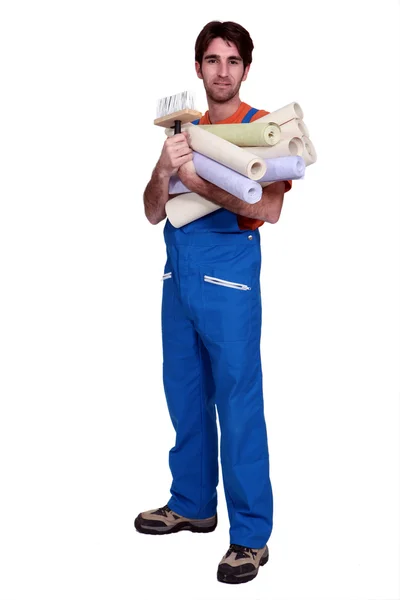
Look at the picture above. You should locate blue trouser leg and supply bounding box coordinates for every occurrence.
[161,250,218,519]
[203,335,273,548]
[193,239,273,548]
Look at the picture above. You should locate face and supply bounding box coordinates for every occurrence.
[195,37,250,104]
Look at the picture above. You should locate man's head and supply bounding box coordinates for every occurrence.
[194,21,254,104]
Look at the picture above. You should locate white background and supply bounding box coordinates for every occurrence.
[0,1,399,599]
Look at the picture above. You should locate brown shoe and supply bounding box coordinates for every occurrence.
[134,504,217,535]
[217,543,269,584]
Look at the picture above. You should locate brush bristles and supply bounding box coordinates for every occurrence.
[156,90,195,118]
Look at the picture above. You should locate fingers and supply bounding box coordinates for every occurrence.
[171,132,188,143]
[164,139,190,152]
[169,141,191,152]
[165,147,192,163]
[175,153,193,167]
[165,132,188,144]
[163,138,192,160]
[159,131,192,176]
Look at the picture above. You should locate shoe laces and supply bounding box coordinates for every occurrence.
[227,544,257,560]
[152,505,172,517]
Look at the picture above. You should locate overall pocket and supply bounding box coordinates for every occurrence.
[161,269,175,334]
[202,270,254,343]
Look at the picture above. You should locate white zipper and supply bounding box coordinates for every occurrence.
[204,275,251,291]
[162,272,172,281]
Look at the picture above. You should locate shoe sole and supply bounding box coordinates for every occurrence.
[217,551,269,584]
[134,514,217,535]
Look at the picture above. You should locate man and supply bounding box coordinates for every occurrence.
[135,20,292,585]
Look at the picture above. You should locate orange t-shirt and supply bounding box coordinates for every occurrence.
[197,102,292,231]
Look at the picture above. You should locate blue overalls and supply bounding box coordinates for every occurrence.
[161,107,273,549]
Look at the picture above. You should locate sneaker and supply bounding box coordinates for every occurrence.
[217,543,269,584]
[134,504,217,535]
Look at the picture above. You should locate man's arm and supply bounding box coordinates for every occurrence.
[143,166,170,225]
[178,163,286,224]
[143,132,193,225]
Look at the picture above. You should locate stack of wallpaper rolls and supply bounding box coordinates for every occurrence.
[163,101,317,228]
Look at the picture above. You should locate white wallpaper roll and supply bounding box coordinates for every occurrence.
[165,124,267,180]
[165,193,220,228]
[255,102,304,126]
[280,118,309,138]
[301,136,317,166]
[249,137,304,159]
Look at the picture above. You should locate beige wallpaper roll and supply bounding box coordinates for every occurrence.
[280,118,309,139]
[165,193,220,228]
[301,136,317,166]
[196,122,281,147]
[165,124,267,180]
[249,137,304,159]
[256,102,304,126]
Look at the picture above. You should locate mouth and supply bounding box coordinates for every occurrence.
[214,83,231,87]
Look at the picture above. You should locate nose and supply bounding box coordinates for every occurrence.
[217,60,229,78]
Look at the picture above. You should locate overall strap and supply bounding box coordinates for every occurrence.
[241,107,259,123]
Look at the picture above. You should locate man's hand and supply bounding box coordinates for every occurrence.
[157,132,193,178]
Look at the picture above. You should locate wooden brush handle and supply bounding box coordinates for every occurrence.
[154,109,202,129]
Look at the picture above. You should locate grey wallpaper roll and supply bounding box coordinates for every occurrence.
[257,156,306,182]
[169,177,190,195]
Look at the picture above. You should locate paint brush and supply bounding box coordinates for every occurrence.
[154,90,202,134]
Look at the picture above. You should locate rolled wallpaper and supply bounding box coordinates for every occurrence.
[280,118,309,138]
[165,123,267,180]
[255,102,304,126]
[257,156,306,183]
[301,136,317,166]
[169,177,190,195]
[166,193,220,228]
[162,101,315,227]
[251,135,316,167]
[249,137,304,159]
[168,152,263,204]
[170,153,305,194]
[196,121,281,146]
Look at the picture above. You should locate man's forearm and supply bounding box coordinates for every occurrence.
[143,164,170,225]
[182,176,285,223]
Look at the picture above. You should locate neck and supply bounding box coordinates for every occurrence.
[206,94,242,124]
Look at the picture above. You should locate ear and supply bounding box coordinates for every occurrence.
[195,61,203,80]
[241,64,250,82]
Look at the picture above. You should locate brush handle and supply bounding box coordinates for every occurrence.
[174,120,181,135]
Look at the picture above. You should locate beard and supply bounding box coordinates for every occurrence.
[203,78,242,104]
